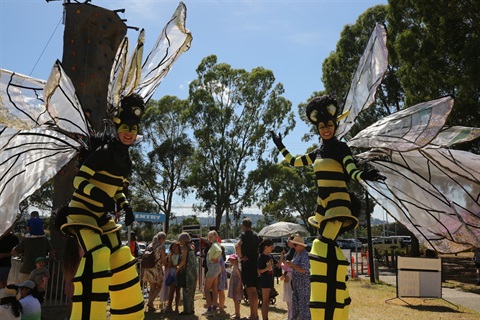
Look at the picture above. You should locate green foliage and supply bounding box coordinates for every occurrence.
[387,0,480,150]
[130,96,194,233]
[20,179,54,214]
[186,55,295,229]
[181,216,201,226]
[251,159,317,235]
[320,5,394,140]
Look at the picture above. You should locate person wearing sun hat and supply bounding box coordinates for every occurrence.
[0,287,22,319]
[272,95,386,320]
[8,280,40,320]
[283,235,310,320]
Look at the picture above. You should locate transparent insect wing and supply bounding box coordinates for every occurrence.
[0,68,49,129]
[135,2,192,102]
[0,126,80,236]
[348,96,454,152]
[336,23,388,140]
[44,60,91,136]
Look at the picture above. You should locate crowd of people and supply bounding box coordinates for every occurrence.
[137,217,312,320]
[0,212,52,320]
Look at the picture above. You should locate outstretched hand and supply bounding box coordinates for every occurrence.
[270,131,284,150]
[361,168,386,182]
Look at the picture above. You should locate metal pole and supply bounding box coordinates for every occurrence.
[366,190,376,283]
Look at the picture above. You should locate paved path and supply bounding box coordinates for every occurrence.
[359,268,480,313]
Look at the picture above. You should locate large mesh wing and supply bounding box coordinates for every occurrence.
[348,96,454,151]
[362,149,480,253]
[336,23,388,140]
[0,126,80,235]
[135,2,192,102]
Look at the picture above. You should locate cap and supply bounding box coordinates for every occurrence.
[11,280,36,290]
[228,254,239,261]
[35,256,46,263]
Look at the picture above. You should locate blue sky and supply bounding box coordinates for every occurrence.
[1,0,388,219]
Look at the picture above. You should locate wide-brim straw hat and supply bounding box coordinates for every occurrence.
[289,236,307,247]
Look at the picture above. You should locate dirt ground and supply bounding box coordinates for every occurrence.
[41,252,480,319]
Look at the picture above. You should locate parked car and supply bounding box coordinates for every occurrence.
[370,236,410,253]
[137,242,147,256]
[337,238,362,250]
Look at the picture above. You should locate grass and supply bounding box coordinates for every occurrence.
[138,277,480,320]
[42,252,480,319]
[43,278,480,320]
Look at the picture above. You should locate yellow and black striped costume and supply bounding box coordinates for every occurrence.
[277,137,362,320]
[62,141,144,320]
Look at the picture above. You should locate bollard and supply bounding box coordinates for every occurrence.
[351,255,355,278]
[366,251,370,276]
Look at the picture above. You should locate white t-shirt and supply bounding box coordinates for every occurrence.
[19,295,41,320]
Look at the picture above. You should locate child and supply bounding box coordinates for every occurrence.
[281,261,293,320]
[165,241,181,313]
[227,254,242,320]
[27,211,45,237]
[28,256,49,303]
[257,239,284,320]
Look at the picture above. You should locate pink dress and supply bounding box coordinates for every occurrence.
[227,267,243,302]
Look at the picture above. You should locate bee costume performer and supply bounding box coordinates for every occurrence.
[272,96,385,320]
[61,94,146,320]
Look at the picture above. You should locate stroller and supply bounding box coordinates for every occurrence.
[243,285,278,306]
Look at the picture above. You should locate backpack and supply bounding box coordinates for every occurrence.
[141,247,159,269]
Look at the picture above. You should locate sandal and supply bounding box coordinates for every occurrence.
[146,304,156,312]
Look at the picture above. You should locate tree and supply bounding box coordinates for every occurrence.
[130,96,193,233]
[321,5,396,140]
[387,0,480,151]
[251,157,318,235]
[186,55,295,234]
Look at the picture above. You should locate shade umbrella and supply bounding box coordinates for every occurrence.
[258,222,308,238]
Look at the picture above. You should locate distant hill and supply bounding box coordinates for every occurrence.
[176,214,385,227]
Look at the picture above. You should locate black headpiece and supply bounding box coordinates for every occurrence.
[305,95,339,125]
[112,93,145,127]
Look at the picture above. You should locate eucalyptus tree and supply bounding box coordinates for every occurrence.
[130,96,194,233]
[186,55,295,231]
[252,158,318,235]
[387,0,480,151]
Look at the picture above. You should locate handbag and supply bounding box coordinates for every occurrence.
[166,269,176,286]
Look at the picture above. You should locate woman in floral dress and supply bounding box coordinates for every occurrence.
[284,236,311,320]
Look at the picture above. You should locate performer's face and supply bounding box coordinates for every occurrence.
[318,120,335,140]
[117,124,138,145]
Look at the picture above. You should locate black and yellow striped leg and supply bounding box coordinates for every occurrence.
[71,229,111,320]
[106,232,144,320]
[309,220,351,320]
